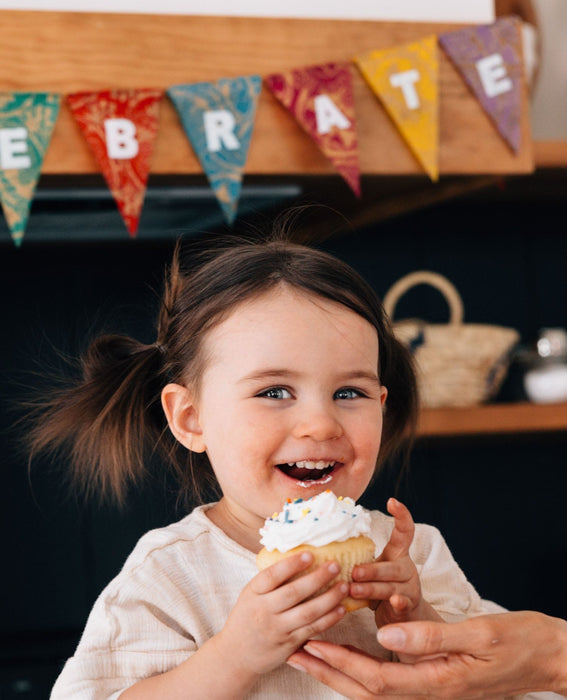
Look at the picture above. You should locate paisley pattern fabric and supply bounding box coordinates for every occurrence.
[167,75,262,225]
[67,88,163,236]
[440,17,523,153]
[0,92,60,247]
[265,62,360,196]
[356,36,439,181]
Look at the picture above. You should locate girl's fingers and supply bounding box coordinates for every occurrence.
[350,580,397,601]
[379,498,415,561]
[285,582,349,636]
[253,554,347,611]
[251,551,315,595]
[352,560,410,582]
[389,593,412,613]
[272,560,345,611]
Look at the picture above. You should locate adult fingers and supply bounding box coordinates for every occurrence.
[288,647,377,700]
[296,640,458,697]
[379,499,415,561]
[377,617,494,656]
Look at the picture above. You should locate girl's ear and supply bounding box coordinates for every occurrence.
[161,383,206,453]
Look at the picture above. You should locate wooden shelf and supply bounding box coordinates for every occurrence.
[417,401,567,437]
[0,10,533,177]
[534,141,567,169]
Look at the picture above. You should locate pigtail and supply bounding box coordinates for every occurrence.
[28,334,169,505]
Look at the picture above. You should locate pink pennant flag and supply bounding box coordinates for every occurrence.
[265,62,360,196]
[439,17,524,153]
[67,88,163,236]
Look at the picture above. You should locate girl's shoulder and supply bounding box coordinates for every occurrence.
[119,503,219,572]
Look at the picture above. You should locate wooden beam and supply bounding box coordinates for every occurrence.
[0,10,533,176]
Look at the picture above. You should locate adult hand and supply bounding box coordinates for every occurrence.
[288,611,567,698]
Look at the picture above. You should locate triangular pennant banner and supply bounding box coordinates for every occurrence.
[439,17,523,153]
[356,36,439,181]
[0,92,60,247]
[67,88,163,236]
[265,62,360,196]
[167,75,262,225]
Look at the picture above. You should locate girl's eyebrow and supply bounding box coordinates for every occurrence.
[339,371,381,384]
[238,369,300,383]
[239,369,380,384]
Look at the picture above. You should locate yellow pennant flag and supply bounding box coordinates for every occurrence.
[356,35,439,181]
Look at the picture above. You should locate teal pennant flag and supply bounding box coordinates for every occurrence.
[168,75,262,225]
[0,92,61,246]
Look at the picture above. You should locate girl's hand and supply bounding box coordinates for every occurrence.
[216,551,349,679]
[350,499,441,630]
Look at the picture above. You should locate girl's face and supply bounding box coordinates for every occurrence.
[171,285,387,549]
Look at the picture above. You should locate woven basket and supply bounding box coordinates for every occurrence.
[383,271,520,408]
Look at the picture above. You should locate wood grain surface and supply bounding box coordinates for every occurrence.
[0,11,534,175]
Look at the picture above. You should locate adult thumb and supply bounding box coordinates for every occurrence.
[377,620,465,655]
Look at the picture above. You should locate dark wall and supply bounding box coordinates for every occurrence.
[1,174,566,697]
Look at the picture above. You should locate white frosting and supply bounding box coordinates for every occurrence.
[259,491,371,552]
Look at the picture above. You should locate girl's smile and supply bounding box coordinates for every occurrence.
[163,283,387,552]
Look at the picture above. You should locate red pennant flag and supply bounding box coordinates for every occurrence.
[265,62,360,196]
[67,88,163,236]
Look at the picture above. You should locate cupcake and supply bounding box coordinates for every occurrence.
[256,491,375,612]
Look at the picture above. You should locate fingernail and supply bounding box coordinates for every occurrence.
[328,562,340,575]
[287,660,307,673]
[378,626,407,649]
[300,552,313,563]
[304,643,324,660]
[339,582,349,594]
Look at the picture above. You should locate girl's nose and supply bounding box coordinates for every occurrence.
[292,403,344,442]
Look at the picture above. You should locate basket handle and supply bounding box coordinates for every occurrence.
[383,271,464,325]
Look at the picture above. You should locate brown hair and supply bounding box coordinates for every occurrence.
[28,232,418,506]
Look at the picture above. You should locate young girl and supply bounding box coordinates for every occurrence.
[37,234,507,699]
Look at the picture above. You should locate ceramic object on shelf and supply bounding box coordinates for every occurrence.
[521,328,567,403]
[524,364,567,403]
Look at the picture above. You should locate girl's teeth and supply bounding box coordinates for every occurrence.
[292,460,334,470]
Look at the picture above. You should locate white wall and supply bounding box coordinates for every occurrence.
[0,0,494,22]
[530,0,567,140]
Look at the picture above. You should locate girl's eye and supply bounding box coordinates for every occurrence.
[334,387,364,400]
[258,387,293,400]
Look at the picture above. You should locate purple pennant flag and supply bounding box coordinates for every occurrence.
[439,17,523,153]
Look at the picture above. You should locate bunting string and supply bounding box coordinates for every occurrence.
[0,17,523,246]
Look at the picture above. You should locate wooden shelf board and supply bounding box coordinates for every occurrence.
[418,402,567,437]
[0,10,533,177]
[534,141,567,169]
